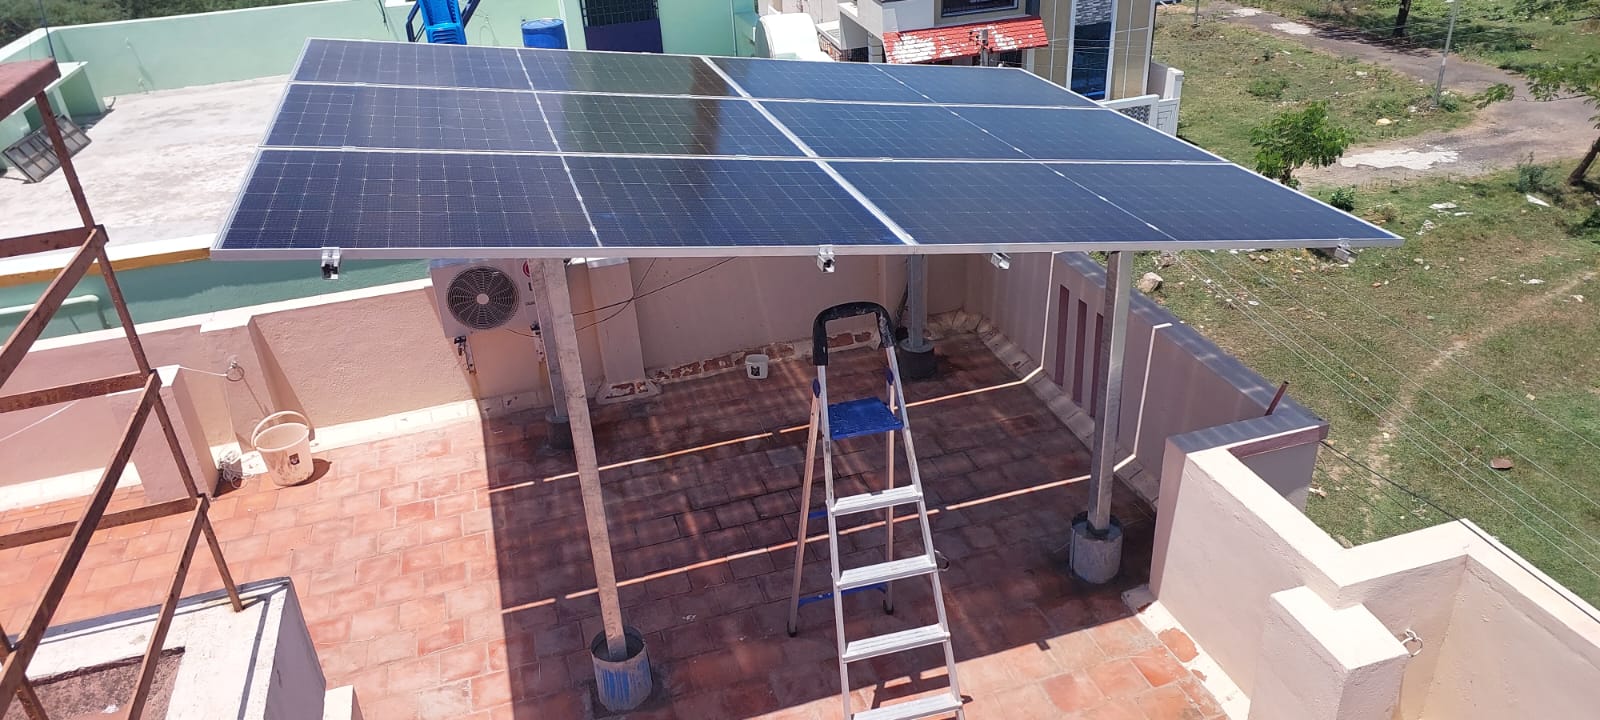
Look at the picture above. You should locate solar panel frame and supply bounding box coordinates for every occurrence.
[211,39,1403,261]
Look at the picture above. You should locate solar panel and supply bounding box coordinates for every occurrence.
[949,106,1217,162]
[1058,163,1389,244]
[215,39,1402,259]
[222,150,596,253]
[874,64,1098,107]
[267,84,555,152]
[568,157,898,248]
[293,40,530,90]
[833,161,1172,247]
[539,94,802,157]
[521,48,733,96]
[764,102,1026,159]
[709,57,930,103]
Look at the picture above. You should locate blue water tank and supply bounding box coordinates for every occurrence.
[521,18,568,49]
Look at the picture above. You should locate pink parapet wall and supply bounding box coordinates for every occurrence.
[0,254,969,494]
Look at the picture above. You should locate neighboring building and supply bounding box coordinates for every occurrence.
[770,0,1158,100]
[765,0,1181,133]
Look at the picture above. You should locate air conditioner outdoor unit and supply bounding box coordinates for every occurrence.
[428,259,539,339]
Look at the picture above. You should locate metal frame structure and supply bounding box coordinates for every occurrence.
[0,60,242,720]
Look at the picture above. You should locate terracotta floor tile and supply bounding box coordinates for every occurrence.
[1134,683,1206,720]
[1158,628,1199,663]
[0,334,1228,720]
[1087,659,1151,700]
[1043,671,1106,713]
[1130,647,1188,688]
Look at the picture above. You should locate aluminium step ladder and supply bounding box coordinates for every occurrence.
[785,302,964,720]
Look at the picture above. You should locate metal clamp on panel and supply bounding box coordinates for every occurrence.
[320,247,342,280]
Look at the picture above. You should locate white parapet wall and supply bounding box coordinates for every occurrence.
[1150,426,1600,719]
[25,578,334,720]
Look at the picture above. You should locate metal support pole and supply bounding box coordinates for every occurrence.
[1086,251,1131,532]
[1193,0,1201,28]
[1433,0,1460,106]
[537,259,628,660]
[530,266,571,423]
[899,255,936,378]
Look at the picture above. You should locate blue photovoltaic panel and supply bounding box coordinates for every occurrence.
[539,94,802,157]
[764,102,1024,159]
[950,106,1217,162]
[520,48,733,96]
[221,150,596,251]
[214,40,1402,259]
[293,39,530,90]
[566,157,898,248]
[709,57,930,103]
[876,64,1098,107]
[1060,163,1393,244]
[266,84,555,152]
[833,161,1171,246]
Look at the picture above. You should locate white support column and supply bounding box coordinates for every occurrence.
[584,258,658,403]
[1071,250,1131,584]
[537,259,628,659]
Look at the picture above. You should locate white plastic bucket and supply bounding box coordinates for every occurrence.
[745,353,770,380]
[252,411,313,487]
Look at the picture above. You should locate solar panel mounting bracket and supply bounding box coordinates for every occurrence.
[321,247,342,280]
[816,246,836,274]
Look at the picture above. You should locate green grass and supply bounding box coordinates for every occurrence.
[1155,17,1477,165]
[1144,169,1600,602]
[1236,0,1600,73]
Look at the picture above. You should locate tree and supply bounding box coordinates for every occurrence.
[1250,101,1355,188]
[1526,53,1600,187]
[1393,0,1414,38]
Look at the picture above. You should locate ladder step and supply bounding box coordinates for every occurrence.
[828,398,903,440]
[842,624,949,664]
[831,485,922,516]
[837,555,938,591]
[852,693,964,720]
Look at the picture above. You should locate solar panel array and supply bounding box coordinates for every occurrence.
[215,38,1401,259]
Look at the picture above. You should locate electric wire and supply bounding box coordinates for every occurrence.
[576,258,735,333]
[1182,251,1600,565]
[1319,439,1600,625]
[1208,250,1600,515]
[1175,254,1600,578]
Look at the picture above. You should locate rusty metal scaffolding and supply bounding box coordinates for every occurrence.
[0,60,242,720]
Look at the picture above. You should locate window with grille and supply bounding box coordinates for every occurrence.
[581,0,659,26]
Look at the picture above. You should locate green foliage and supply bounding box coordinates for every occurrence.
[1,0,318,47]
[1578,207,1600,238]
[1515,158,1560,194]
[1251,101,1356,187]
[1329,186,1358,211]
[1472,83,1516,108]
[1247,76,1291,100]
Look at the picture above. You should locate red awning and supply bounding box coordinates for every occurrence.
[882,17,1049,65]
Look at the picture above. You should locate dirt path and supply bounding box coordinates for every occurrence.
[1204,2,1597,185]
[1357,270,1596,474]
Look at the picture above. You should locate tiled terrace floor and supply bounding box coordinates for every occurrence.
[0,333,1221,719]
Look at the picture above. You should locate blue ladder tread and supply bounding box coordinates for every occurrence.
[828,398,903,440]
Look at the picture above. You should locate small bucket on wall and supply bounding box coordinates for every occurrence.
[252,411,313,487]
[590,627,652,712]
[745,353,770,380]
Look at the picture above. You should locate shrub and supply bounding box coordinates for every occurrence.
[1368,203,1400,225]
[1515,157,1560,195]
[1247,76,1290,100]
[1251,101,1355,188]
[1578,208,1600,239]
[1329,186,1358,211]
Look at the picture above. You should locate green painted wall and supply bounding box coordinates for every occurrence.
[45,0,567,98]
[658,0,741,56]
[0,259,426,341]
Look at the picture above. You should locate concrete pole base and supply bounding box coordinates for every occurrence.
[1069,512,1124,584]
[897,339,937,380]
[545,413,574,451]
